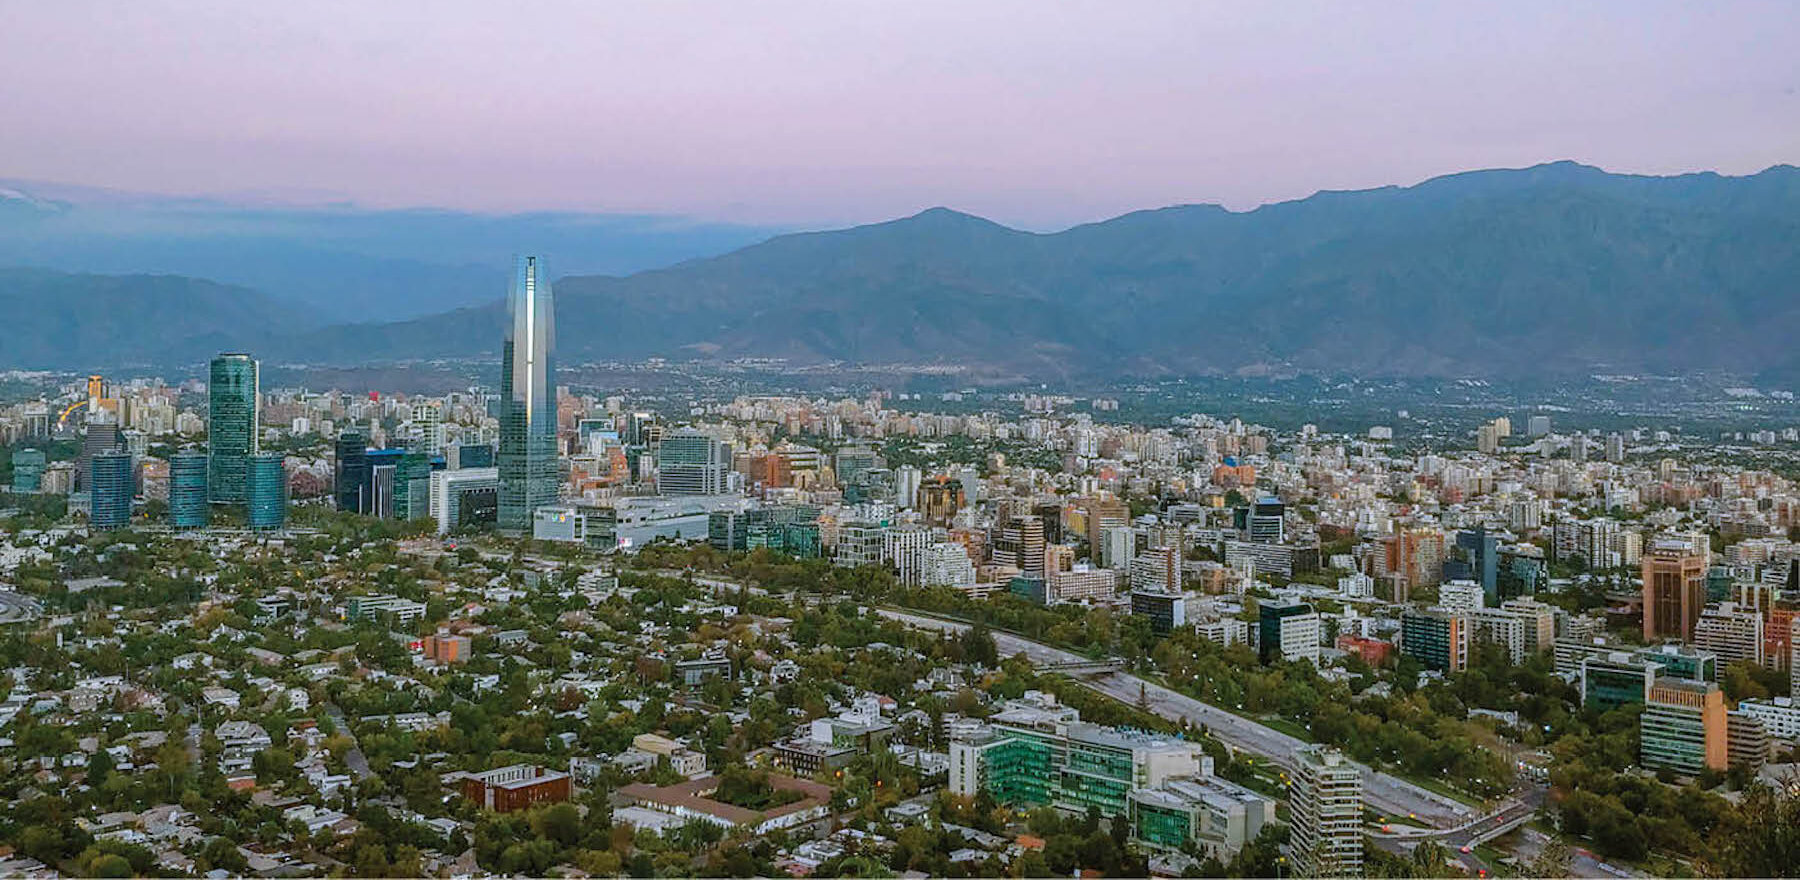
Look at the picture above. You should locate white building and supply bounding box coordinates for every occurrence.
[1287,746,1363,878]
[1439,579,1485,613]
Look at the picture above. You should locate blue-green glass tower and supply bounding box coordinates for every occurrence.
[497,255,558,534]
[169,449,210,529]
[89,450,133,530]
[208,353,260,504]
[246,452,287,530]
[11,448,47,493]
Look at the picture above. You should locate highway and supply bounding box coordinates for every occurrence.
[874,606,1474,829]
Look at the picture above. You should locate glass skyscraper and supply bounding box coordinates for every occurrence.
[170,449,210,529]
[246,452,287,530]
[208,353,260,503]
[497,255,558,534]
[334,428,370,513]
[89,450,133,530]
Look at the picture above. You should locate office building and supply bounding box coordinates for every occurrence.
[1129,776,1276,860]
[393,451,432,520]
[497,255,558,534]
[1259,602,1321,666]
[430,467,500,534]
[1400,609,1467,672]
[658,428,731,496]
[207,353,259,504]
[79,421,124,492]
[1243,497,1285,543]
[246,452,286,530]
[456,442,495,469]
[334,429,370,513]
[948,693,1208,821]
[1287,746,1363,878]
[1640,679,1727,774]
[10,448,46,493]
[1131,589,1187,635]
[169,449,210,529]
[88,450,133,530]
[1643,540,1707,642]
[1580,653,1658,711]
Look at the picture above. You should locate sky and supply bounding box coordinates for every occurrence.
[2,1,1797,229]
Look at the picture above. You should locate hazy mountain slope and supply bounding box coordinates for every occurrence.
[12,162,1800,380]
[0,267,313,368]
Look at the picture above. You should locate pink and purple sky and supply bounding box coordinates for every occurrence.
[2,1,1797,228]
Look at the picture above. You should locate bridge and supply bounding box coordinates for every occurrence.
[1038,658,1124,675]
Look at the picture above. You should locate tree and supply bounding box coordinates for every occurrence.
[1699,783,1800,877]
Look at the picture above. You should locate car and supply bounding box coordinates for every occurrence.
[1460,845,1472,854]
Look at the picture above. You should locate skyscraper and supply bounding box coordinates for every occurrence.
[246,452,287,530]
[208,353,260,503]
[497,256,558,534]
[169,449,210,529]
[1643,539,1707,642]
[88,450,133,530]
[334,428,370,513]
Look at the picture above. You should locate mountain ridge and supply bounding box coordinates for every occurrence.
[5,161,1799,382]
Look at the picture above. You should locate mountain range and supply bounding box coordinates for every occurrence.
[5,161,1800,382]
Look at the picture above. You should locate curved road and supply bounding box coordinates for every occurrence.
[0,590,42,624]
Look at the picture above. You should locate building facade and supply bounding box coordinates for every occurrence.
[207,353,259,504]
[497,256,558,534]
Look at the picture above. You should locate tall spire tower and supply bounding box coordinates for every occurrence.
[497,255,558,534]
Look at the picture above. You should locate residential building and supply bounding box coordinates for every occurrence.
[1287,746,1363,878]
[1400,609,1467,672]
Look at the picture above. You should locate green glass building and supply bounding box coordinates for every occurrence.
[394,451,432,520]
[246,452,286,530]
[169,449,210,529]
[208,353,260,504]
[10,448,47,493]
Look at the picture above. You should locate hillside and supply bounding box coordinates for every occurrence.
[0,268,312,368]
[9,161,1800,380]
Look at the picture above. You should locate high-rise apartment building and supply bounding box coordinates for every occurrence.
[1643,540,1708,642]
[1287,746,1363,878]
[1401,609,1468,672]
[497,256,558,534]
[207,353,259,504]
[1691,602,1764,667]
